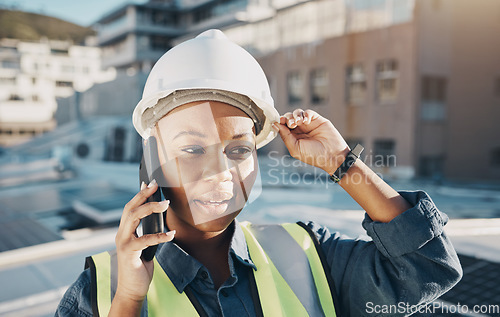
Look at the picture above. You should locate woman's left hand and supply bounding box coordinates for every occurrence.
[273,109,349,174]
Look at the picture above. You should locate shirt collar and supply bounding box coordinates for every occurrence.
[230,219,257,270]
[155,219,256,293]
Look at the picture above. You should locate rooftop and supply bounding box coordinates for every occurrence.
[0,156,499,316]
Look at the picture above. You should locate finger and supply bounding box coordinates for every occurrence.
[281,112,297,129]
[292,109,305,125]
[129,230,176,251]
[303,110,311,124]
[273,122,299,158]
[124,180,158,213]
[123,200,170,235]
[303,110,321,126]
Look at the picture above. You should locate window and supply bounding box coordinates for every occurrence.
[106,127,127,162]
[287,71,304,105]
[194,8,212,23]
[376,59,399,103]
[51,48,68,55]
[8,94,23,101]
[374,140,396,167]
[421,76,447,121]
[56,81,73,88]
[150,35,171,51]
[346,64,366,105]
[422,76,446,101]
[1,60,20,69]
[150,10,176,25]
[310,68,328,104]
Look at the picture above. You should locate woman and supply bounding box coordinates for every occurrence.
[56,30,462,317]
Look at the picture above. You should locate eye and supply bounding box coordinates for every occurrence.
[225,146,253,160]
[181,145,205,155]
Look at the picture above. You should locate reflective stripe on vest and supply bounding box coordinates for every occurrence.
[87,222,338,316]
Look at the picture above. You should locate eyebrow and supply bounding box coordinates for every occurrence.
[231,132,255,140]
[172,130,206,141]
[172,130,254,141]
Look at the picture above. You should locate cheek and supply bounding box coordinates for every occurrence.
[158,153,204,187]
[232,153,258,189]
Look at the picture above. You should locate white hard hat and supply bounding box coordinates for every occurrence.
[132,29,280,149]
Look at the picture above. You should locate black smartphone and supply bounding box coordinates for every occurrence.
[139,136,165,261]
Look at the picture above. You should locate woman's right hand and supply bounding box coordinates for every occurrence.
[109,180,175,315]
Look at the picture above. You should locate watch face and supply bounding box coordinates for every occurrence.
[351,144,364,158]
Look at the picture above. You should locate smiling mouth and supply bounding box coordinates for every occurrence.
[195,199,230,205]
[193,199,231,216]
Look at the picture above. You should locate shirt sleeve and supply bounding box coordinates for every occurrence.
[307,190,463,317]
[54,269,93,317]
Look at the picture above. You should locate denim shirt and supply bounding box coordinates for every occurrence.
[55,191,462,317]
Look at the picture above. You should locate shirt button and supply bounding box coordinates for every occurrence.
[220,289,229,297]
[201,271,209,279]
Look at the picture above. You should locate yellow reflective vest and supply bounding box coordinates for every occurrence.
[86,221,339,316]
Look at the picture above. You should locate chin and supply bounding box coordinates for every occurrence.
[192,210,241,233]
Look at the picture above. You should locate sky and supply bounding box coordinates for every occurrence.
[0,0,148,26]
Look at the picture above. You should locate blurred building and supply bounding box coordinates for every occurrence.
[92,0,282,73]
[0,38,115,146]
[59,0,500,181]
[55,0,282,163]
[221,0,500,182]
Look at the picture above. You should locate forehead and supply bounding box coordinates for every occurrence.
[156,101,255,140]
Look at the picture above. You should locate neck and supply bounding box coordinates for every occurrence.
[165,209,234,256]
[166,210,234,287]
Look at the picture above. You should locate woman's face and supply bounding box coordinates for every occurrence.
[153,101,258,232]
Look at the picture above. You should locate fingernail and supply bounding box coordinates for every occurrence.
[288,119,294,126]
[148,179,157,188]
[141,181,146,190]
[272,123,279,132]
[166,230,176,236]
[160,200,170,207]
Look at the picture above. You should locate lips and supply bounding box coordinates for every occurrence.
[192,192,233,217]
[195,192,233,202]
[194,199,231,206]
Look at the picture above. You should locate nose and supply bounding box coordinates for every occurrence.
[201,146,233,182]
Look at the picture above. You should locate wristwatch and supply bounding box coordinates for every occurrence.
[330,144,364,183]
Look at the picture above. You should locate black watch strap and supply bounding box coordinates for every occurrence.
[330,144,364,183]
